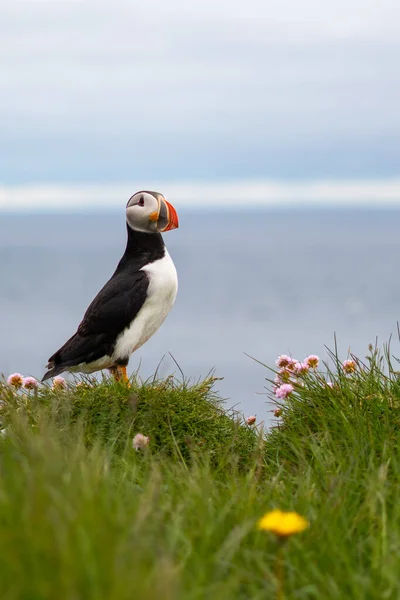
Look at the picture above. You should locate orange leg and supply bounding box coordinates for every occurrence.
[109,365,131,386]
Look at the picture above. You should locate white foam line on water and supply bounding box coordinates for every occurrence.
[2,179,400,211]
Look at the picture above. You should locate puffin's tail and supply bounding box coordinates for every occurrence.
[42,364,66,382]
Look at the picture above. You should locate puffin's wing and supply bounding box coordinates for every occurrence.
[77,270,149,337]
[42,270,149,380]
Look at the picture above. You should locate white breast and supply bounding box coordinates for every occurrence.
[112,250,178,361]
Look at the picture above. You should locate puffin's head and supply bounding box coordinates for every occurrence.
[126,191,179,234]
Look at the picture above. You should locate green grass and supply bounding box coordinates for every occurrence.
[1,343,400,599]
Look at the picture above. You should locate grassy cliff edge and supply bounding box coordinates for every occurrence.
[1,344,400,599]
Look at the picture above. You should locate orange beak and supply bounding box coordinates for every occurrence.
[157,198,179,232]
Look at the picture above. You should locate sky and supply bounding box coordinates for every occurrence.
[1,0,400,208]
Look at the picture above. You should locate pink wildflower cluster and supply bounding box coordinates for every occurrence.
[293,361,310,376]
[304,355,319,369]
[7,373,24,388]
[275,355,296,370]
[342,359,356,374]
[133,433,150,451]
[275,383,294,399]
[23,377,39,391]
[52,376,67,391]
[273,351,361,405]
[274,353,320,399]
[6,374,39,391]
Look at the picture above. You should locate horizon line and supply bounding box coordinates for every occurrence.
[2,178,400,211]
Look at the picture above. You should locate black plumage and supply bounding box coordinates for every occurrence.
[42,226,165,381]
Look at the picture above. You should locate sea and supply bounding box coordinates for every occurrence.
[1,207,400,422]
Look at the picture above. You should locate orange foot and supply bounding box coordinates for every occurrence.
[109,365,131,387]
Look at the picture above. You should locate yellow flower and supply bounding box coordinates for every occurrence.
[257,510,309,537]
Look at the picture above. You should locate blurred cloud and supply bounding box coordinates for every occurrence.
[2,179,400,211]
[1,1,400,183]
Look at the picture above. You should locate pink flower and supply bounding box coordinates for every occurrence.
[52,376,67,390]
[275,383,294,399]
[7,373,24,388]
[293,361,310,376]
[133,433,150,451]
[304,355,319,369]
[274,368,293,386]
[278,368,292,382]
[275,355,293,369]
[342,359,356,374]
[23,376,39,391]
[286,359,298,372]
[246,415,256,426]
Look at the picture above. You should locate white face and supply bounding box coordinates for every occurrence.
[126,191,161,234]
[126,190,179,234]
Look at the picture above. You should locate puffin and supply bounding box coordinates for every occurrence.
[42,191,179,383]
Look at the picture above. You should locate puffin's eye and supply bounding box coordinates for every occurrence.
[138,197,145,207]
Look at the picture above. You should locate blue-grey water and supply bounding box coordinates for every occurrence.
[1,208,400,420]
